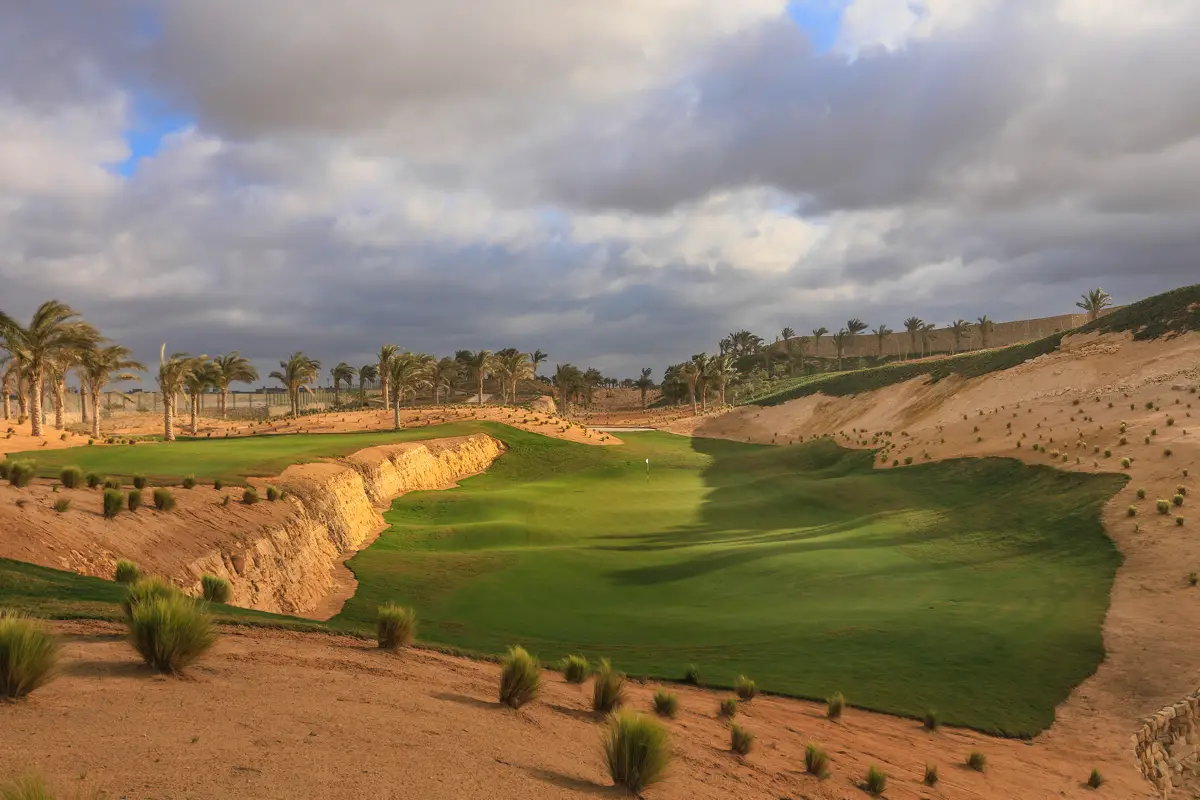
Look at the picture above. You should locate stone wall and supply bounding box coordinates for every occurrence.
[1134,691,1200,796]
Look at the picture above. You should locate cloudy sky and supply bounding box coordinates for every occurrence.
[2,0,1198,379]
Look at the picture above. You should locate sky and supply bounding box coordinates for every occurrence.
[2,0,1198,380]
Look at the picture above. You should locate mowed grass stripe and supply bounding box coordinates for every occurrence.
[334,428,1123,737]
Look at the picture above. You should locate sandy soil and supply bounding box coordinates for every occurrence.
[0,620,1151,800]
[667,330,1200,793]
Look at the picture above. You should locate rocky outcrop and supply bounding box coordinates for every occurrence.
[1134,692,1200,796]
[184,434,502,614]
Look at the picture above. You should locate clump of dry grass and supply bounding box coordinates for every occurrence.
[498,645,540,708]
[602,711,671,795]
[592,658,627,713]
[0,610,60,699]
[376,603,416,649]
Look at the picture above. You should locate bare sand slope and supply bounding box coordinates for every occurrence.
[668,330,1200,792]
[0,621,1150,800]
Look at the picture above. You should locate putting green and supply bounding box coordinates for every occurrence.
[333,426,1124,736]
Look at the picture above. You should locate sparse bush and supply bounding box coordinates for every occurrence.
[1121,457,1131,468]
[966,751,987,772]
[923,709,939,730]
[132,474,148,490]
[59,466,83,489]
[85,471,102,489]
[1180,486,1189,497]
[0,610,61,699]
[1088,768,1104,789]
[1127,505,1137,517]
[804,743,831,778]
[602,711,670,795]
[904,456,913,465]
[1178,516,1185,527]
[181,475,196,489]
[127,489,142,512]
[924,763,939,786]
[498,645,541,709]
[719,698,738,719]
[864,765,887,796]
[0,461,9,481]
[734,674,757,701]
[1158,499,1171,514]
[266,486,280,502]
[221,495,230,507]
[1190,572,1198,587]
[1167,417,1175,426]
[103,477,122,491]
[1137,487,1146,499]
[52,498,70,514]
[122,576,179,618]
[128,594,216,673]
[1103,449,1111,458]
[152,488,175,511]
[592,658,627,713]
[1174,494,1185,507]
[730,723,754,756]
[653,689,678,718]
[242,488,259,505]
[102,488,124,519]
[213,479,223,491]
[561,654,589,683]
[827,691,845,720]
[684,663,700,685]
[7,461,35,488]
[1165,447,1173,457]
[114,560,140,584]
[376,602,416,649]
[201,575,232,604]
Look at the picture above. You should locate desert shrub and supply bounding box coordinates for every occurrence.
[1137,487,1146,499]
[266,485,280,502]
[653,689,678,718]
[1158,499,1171,514]
[121,576,179,618]
[827,691,845,720]
[242,488,259,505]
[923,708,939,730]
[1120,436,1127,445]
[924,763,939,786]
[221,495,230,507]
[127,489,142,512]
[1174,494,1185,507]
[904,456,913,465]
[1168,417,1175,426]
[1190,572,1198,587]
[212,479,223,490]
[201,575,232,604]
[114,560,140,584]
[130,474,148,491]
[804,743,831,778]
[0,461,9,480]
[592,658,627,713]
[966,751,987,772]
[128,594,216,673]
[1178,516,1185,527]
[7,461,35,489]
[1121,458,1131,468]
[152,488,176,511]
[1180,486,1189,496]
[1127,505,1138,517]
[1165,448,1174,457]
[376,602,416,649]
[684,663,700,685]
[864,765,887,796]
[730,723,754,756]
[84,472,101,489]
[734,674,757,701]
[719,698,738,718]
[59,466,83,489]
[102,488,124,519]
[1103,449,1111,458]
[51,497,71,513]
[1088,768,1104,789]
[0,610,61,699]
[561,654,589,684]
[181,475,196,489]
[602,711,670,795]
[498,645,541,708]
[103,477,122,491]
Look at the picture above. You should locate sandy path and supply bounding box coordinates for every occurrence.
[0,620,1151,800]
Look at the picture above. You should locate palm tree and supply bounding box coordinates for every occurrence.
[0,301,97,437]
[873,325,893,358]
[920,322,937,357]
[211,352,259,418]
[458,350,495,406]
[1076,288,1111,322]
[552,363,582,417]
[377,344,400,410]
[530,349,548,379]
[903,317,924,360]
[706,354,737,406]
[581,368,603,408]
[680,362,701,415]
[691,353,711,411]
[78,344,144,439]
[791,335,811,375]
[846,318,868,361]
[357,364,378,404]
[430,357,458,404]
[389,353,429,428]
[183,360,217,434]
[269,352,321,416]
[976,315,994,349]
[157,346,204,441]
[495,350,533,405]
[633,368,654,410]
[811,327,829,362]
[0,354,12,420]
[949,320,972,354]
[329,362,356,407]
[831,329,850,370]
[780,328,796,374]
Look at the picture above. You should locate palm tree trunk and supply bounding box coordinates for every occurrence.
[29,369,44,436]
[164,395,175,441]
[381,374,390,411]
[54,378,66,430]
[91,390,102,439]
[2,384,9,421]
[334,382,341,407]
[81,386,89,424]
[393,401,400,430]
[478,375,484,406]
[640,389,647,410]
[221,388,229,418]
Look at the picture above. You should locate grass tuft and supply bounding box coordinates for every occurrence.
[59,466,83,489]
[52,498,70,513]
[242,488,259,505]
[730,723,754,756]
[864,765,887,796]
[719,697,738,718]
[376,602,416,649]
[201,575,232,604]
[804,743,831,779]
[592,658,627,713]
[827,691,845,720]
[602,711,671,795]
[127,489,142,512]
[102,488,124,519]
[132,474,148,490]
[1157,499,1171,514]
[7,461,36,488]
[924,763,939,787]
[1088,768,1104,789]
[128,594,216,674]
[653,689,678,718]
[266,486,280,502]
[181,475,196,489]
[85,472,101,489]
[152,488,176,512]
[923,708,939,731]
[561,654,589,684]
[967,751,987,772]
[734,674,757,701]
[114,560,141,584]
[121,576,180,618]
[683,663,700,685]
[498,645,541,709]
[0,609,60,699]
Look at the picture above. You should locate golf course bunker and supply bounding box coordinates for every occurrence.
[333,425,1126,737]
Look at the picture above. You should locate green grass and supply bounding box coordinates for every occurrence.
[332,426,1123,736]
[8,424,487,485]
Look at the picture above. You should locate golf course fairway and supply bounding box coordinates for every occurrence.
[330,425,1125,736]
